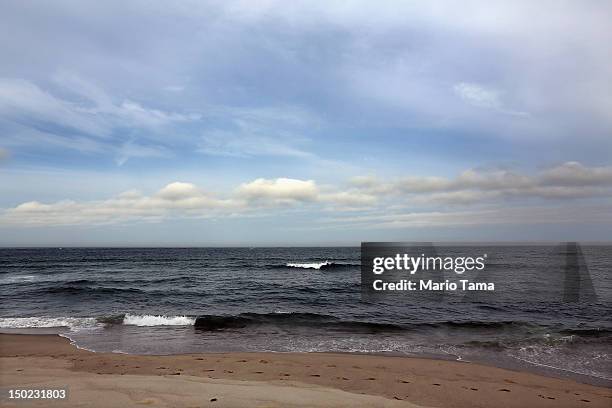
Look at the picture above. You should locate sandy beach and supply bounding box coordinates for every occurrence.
[0,334,609,407]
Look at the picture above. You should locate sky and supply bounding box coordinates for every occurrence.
[0,0,611,246]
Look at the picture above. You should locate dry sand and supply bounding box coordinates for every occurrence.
[1,334,610,407]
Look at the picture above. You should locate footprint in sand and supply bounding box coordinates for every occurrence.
[195,358,204,361]
[310,374,321,377]
[327,364,336,367]
[281,373,290,376]
[432,383,441,386]
[237,359,247,362]
[394,396,403,400]
[342,377,350,381]
[580,399,591,403]
[399,380,410,384]
[366,377,376,381]
[259,359,269,364]
[254,371,264,374]
[224,370,234,373]
[470,388,478,391]
[203,369,215,372]
[498,389,511,392]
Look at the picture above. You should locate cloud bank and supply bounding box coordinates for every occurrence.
[3,162,610,228]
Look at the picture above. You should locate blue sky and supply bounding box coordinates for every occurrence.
[1,1,611,245]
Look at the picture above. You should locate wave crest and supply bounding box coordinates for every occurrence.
[122,314,195,326]
[285,261,360,270]
[0,317,100,330]
[286,261,331,269]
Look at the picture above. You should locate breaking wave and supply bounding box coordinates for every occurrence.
[122,314,195,326]
[285,261,360,270]
[0,317,100,330]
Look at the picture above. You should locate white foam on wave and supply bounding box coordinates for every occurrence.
[510,353,612,381]
[0,317,100,330]
[0,275,37,284]
[286,261,330,270]
[122,314,195,326]
[58,333,97,351]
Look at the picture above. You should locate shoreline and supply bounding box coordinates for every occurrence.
[5,324,608,388]
[1,334,610,407]
[51,328,612,389]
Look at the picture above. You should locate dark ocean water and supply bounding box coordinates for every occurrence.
[1,247,610,386]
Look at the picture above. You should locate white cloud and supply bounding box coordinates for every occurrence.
[0,76,199,164]
[115,141,172,166]
[51,72,200,127]
[1,162,610,227]
[352,162,612,203]
[198,106,317,158]
[320,191,378,208]
[1,126,172,166]
[0,78,110,136]
[198,130,312,158]
[156,182,201,200]
[455,169,533,190]
[117,100,199,128]
[0,176,375,226]
[323,205,611,230]
[2,182,237,226]
[237,178,318,203]
[453,83,501,109]
[453,82,528,117]
[541,161,612,186]
[395,176,455,193]
[410,190,501,206]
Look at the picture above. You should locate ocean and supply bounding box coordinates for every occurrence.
[1,247,610,386]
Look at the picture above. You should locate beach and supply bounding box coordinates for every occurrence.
[1,334,610,407]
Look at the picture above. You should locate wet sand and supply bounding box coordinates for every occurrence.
[1,334,610,407]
